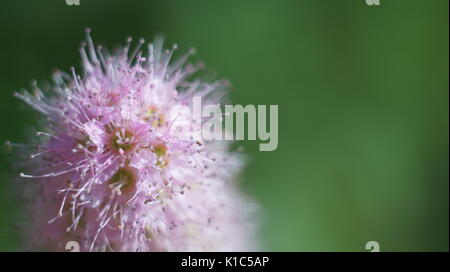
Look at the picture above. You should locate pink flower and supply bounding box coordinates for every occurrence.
[14,29,257,251]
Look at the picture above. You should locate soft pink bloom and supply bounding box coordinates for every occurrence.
[14,30,257,251]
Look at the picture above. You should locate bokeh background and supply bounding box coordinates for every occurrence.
[0,0,448,251]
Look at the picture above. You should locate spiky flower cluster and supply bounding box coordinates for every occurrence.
[14,30,256,251]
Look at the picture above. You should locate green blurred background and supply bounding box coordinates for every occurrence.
[0,0,448,251]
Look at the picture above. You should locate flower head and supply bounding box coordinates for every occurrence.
[14,29,256,251]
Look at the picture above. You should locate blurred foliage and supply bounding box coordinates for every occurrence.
[0,0,448,251]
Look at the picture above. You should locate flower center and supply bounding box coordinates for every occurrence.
[153,143,167,157]
[153,143,169,168]
[76,136,97,152]
[143,106,166,128]
[108,167,137,196]
[110,128,135,154]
